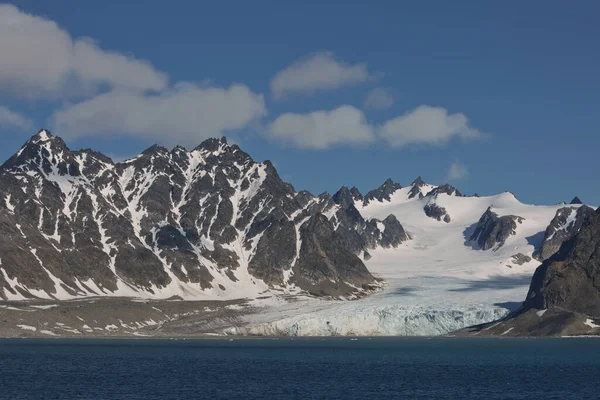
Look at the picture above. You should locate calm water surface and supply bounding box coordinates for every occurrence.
[1,337,599,399]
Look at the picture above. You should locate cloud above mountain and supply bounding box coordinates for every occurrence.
[0,106,34,131]
[380,105,483,148]
[270,52,373,99]
[0,4,167,98]
[447,161,469,181]
[265,104,484,150]
[52,83,266,147]
[0,5,486,152]
[267,105,374,149]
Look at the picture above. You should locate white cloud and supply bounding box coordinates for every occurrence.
[364,87,394,110]
[447,161,469,181]
[0,4,167,98]
[0,106,34,130]
[379,105,482,148]
[50,83,266,147]
[267,105,374,149]
[270,52,372,99]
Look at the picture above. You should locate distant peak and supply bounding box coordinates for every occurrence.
[30,129,54,143]
[426,183,463,197]
[333,186,362,208]
[411,176,425,186]
[194,136,229,152]
[570,196,583,205]
[141,144,169,156]
[363,178,402,205]
[349,186,363,200]
[23,129,68,151]
[379,178,401,190]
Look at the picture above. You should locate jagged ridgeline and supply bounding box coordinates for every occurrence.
[0,130,410,300]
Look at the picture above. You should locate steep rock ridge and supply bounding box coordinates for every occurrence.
[331,186,410,256]
[407,176,427,199]
[332,186,362,208]
[425,183,462,198]
[469,207,525,251]
[533,205,594,261]
[362,178,402,205]
[0,130,413,301]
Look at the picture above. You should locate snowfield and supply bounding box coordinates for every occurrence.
[227,191,585,336]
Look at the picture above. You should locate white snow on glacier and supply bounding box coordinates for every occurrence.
[228,191,588,336]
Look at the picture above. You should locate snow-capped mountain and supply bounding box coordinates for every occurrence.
[0,130,408,301]
[1,130,596,337]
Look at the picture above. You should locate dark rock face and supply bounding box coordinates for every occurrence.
[363,178,401,205]
[469,208,524,251]
[425,183,462,197]
[533,206,594,261]
[0,130,410,300]
[407,176,426,199]
[331,185,410,255]
[570,196,583,205]
[525,206,600,316]
[292,214,377,297]
[510,253,532,266]
[332,186,362,209]
[423,203,451,223]
[380,215,410,247]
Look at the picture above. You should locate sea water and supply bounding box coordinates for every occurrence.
[1,337,599,399]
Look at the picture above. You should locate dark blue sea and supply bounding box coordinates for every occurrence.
[1,337,599,399]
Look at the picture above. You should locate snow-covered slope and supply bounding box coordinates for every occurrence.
[228,191,594,336]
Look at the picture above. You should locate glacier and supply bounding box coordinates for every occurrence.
[224,190,585,336]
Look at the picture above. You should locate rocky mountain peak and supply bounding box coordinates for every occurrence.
[194,136,228,153]
[349,186,363,201]
[333,186,363,209]
[141,144,170,156]
[407,176,428,199]
[426,183,462,197]
[570,196,583,205]
[411,176,425,186]
[2,129,75,175]
[363,178,402,205]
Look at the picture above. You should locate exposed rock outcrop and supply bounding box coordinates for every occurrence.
[469,208,524,250]
[363,178,401,205]
[407,176,426,199]
[425,183,462,197]
[424,203,451,223]
[533,205,594,261]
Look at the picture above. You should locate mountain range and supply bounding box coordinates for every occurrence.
[0,130,597,337]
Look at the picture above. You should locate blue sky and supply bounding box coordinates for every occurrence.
[1,1,598,204]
